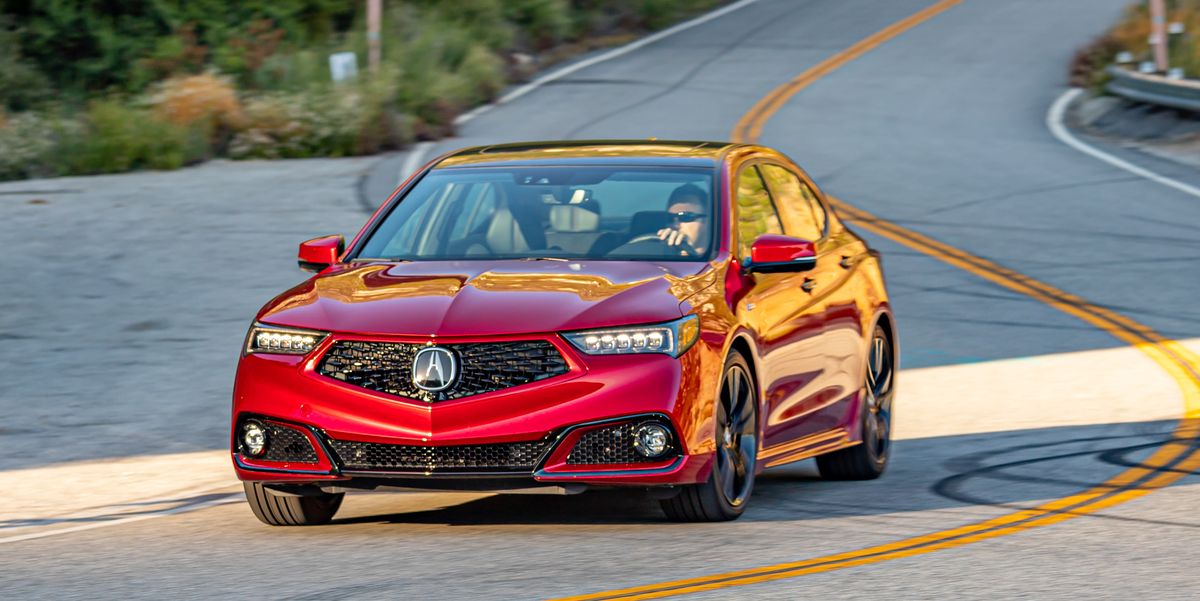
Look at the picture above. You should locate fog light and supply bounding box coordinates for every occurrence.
[632,423,671,458]
[241,420,268,456]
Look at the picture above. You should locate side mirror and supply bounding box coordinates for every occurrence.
[298,235,345,272]
[743,234,816,273]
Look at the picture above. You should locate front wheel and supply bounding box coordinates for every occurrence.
[817,323,894,480]
[661,352,758,522]
[244,482,344,526]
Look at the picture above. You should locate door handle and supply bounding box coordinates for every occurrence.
[800,278,816,293]
[839,255,855,269]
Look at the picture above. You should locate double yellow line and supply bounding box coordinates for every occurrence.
[555,0,1200,598]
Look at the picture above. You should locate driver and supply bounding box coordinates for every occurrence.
[657,183,711,256]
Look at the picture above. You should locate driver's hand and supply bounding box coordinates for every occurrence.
[657,227,687,247]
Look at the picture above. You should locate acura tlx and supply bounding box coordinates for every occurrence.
[231,140,897,525]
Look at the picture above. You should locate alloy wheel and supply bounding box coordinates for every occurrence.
[864,326,894,462]
[715,362,757,506]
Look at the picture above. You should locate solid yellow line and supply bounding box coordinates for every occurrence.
[551,0,1200,598]
[730,0,962,143]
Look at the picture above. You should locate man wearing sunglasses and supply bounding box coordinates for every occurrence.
[657,183,711,257]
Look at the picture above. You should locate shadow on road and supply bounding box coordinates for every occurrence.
[325,420,1199,528]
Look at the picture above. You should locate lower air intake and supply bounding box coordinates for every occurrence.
[328,438,552,472]
[566,421,676,465]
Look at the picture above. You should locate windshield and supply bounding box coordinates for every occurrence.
[356,166,716,262]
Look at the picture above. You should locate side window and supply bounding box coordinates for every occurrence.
[759,164,823,241]
[799,178,826,236]
[736,166,784,259]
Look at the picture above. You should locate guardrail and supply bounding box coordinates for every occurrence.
[1106,65,1200,112]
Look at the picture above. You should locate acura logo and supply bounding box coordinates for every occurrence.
[412,346,457,392]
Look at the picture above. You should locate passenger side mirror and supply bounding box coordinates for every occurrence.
[298,235,345,272]
[743,234,816,273]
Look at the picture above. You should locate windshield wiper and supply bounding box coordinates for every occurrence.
[353,257,412,263]
[517,256,572,262]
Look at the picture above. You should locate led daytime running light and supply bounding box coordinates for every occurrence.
[563,315,699,357]
[245,323,329,355]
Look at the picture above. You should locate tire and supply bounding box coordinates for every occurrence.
[817,323,894,480]
[243,482,344,526]
[661,352,758,522]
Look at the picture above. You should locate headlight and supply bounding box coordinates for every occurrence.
[563,315,699,357]
[244,323,329,355]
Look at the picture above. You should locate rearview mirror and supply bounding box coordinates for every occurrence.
[743,234,816,273]
[298,235,345,272]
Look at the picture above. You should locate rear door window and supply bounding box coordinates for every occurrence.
[759,164,824,241]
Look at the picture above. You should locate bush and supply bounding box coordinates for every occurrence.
[57,100,203,174]
[148,72,245,150]
[1070,34,1122,89]
[0,112,62,180]
[228,81,413,159]
[0,20,52,111]
[1081,1,1200,82]
[0,0,729,180]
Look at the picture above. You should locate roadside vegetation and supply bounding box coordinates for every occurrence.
[1072,1,1200,89]
[0,0,722,181]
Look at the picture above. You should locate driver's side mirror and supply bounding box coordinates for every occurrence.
[298,235,345,272]
[743,234,816,273]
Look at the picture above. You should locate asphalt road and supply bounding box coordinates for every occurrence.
[3,0,1200,599]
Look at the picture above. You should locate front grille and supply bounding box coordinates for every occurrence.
[254,422,319,464]
[566,421,675,465]
[328,438,553,472]
[317,340,569,402]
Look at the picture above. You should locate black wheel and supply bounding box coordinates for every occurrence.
[817,323,894,480]
[243,482,344,526]
[661,352,757,522]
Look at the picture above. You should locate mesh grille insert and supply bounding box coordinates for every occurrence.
[328,438,553,472]
[566,421,675,465]
[317,340,569,402]
[248,422,319,464]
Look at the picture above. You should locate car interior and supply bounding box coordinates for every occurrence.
[362,167,712,261]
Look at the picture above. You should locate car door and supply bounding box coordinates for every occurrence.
[732,163,831,453]
[761,163,869,447]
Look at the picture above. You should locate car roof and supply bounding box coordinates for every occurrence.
[435,140,746,169]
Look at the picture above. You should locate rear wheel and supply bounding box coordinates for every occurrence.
[817,323,894,480]
[661,352,757,522]
[243,482,344,526]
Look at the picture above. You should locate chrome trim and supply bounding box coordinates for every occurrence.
[232,453,337,476]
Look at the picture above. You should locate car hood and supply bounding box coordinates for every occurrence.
[257,260,718,337]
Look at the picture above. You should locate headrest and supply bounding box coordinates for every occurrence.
[486,204,546,254]
[549,203,600,232]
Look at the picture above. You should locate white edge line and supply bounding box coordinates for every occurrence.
[418,0,763,183]
[0,494,242,545]
[1047,87,1200,200]
[452,0,764,127]
[397,141,436,185]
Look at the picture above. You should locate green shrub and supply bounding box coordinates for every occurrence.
[228,79,413,160]
[504,0,572,50]
[0,112,62,180]
[57,100,200,174]
[0,20,52,111]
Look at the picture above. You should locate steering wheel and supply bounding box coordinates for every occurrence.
[611,232,699,258]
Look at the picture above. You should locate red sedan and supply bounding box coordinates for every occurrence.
[232,140,896,524]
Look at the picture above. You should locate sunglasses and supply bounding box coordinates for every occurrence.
[669,211,708,223]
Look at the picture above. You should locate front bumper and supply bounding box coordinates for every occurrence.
[231,330,718,489]
[232,413,713,490]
